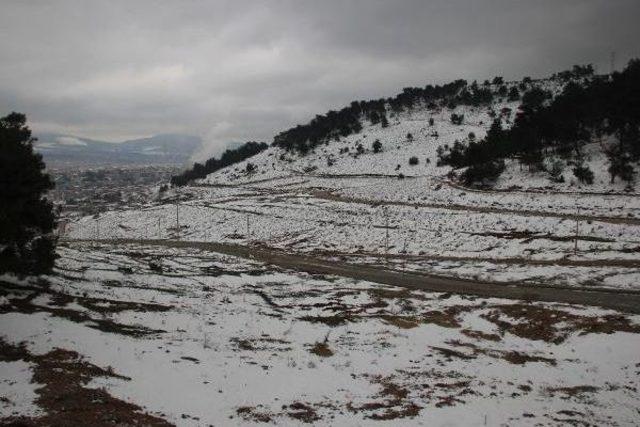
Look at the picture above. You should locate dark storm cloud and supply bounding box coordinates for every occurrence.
[1,0,639,159]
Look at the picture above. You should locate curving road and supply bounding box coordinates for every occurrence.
[68,238,640,314]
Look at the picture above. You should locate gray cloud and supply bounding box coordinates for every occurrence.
[1,0,639,159]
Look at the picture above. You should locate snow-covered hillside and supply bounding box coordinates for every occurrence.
[199,77,639,194]
[202,97,520,184]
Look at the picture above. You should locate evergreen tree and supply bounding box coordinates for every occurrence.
[507,86,520,101]
[573,164,594,184]
[0,112,57,276]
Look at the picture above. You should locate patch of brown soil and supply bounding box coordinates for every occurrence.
[348,375,422,420]
[2,292,166,338]
[368,288,414,300]
[422,310,460,328]
[299,313,356,326]
[0,338,170,426]
[430,346,476,361]
[236,406,274,423]
[77,297,172,315]
[502,351,556,366]
[433,340,556,366]
[482,304,640,344]
[378,315,420,329]
[230,337,292,352]
[546,385,599,398]
[309,342,333,357]
[461,329,502,342]
[285,402,321,423]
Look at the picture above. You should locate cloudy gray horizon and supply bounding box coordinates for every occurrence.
[2,0,639,160]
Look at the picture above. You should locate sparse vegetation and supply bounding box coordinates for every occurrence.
[171,141,268,186]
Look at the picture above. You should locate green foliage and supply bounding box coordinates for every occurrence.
[0,112,57,276]
[409,156,419,165]
[372,139,382,153]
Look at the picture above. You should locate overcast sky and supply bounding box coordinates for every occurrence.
[2,0,639,159]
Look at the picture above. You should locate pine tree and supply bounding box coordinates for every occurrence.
[0,113,57,276]
[372,139,382,153]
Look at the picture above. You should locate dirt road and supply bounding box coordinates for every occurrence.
[69,239,640,314]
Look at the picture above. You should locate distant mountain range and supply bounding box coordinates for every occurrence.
[34,133,201,167]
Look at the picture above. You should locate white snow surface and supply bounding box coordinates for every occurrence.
[2,243,639,425]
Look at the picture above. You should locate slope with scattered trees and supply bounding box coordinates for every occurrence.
[437,61,640,187]
[171,141,268,186]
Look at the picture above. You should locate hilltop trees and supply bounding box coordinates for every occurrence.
[437,60,640,187]
[273,79,492,155]
[0,112,57,276]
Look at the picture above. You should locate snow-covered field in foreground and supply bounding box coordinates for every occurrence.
[2,242,639,425]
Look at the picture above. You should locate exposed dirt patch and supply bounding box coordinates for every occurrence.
[348,375,421,420]
[432,340,556,366]
[461,329,502,342]
[0,338,171,426]
[236,405,274,423]
[309,342,333,357]
[368,287,415,300]
[230,336,292,352]
[77,296,172,315]
[299,313,356,326]
[422,308,463,328]
[378,315,420,329]
[502,351,556,366]
[285,402,321,423]
[482,304,640,343]
[430,346,477,361]
[3,293,166,337]
[545,385,599,400]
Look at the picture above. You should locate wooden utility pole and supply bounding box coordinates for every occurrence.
[246,214,250,237]
[175,202,180,238]
[574,218,579,254]
[157,217,161,239]
[384,208,389,265]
